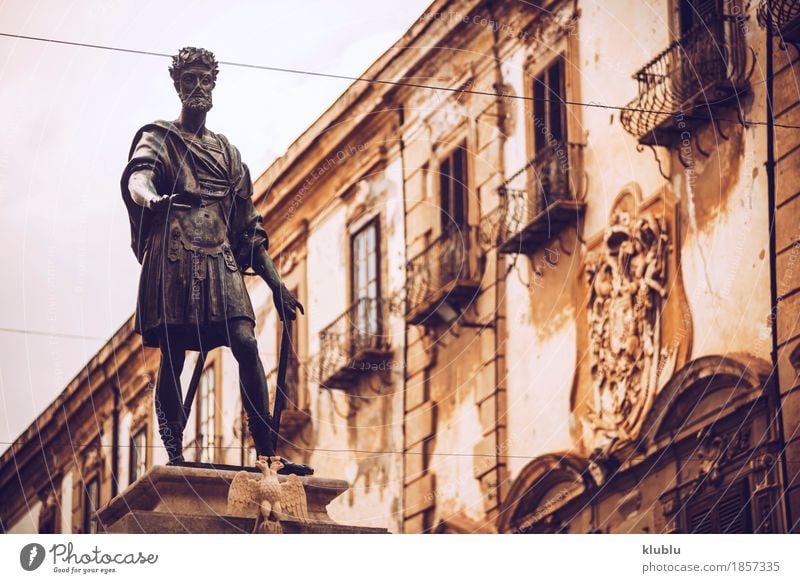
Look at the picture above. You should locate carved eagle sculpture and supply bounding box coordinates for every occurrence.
[227,455,310,533]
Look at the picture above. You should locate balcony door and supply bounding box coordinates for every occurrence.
[351,219,380,351]
[531,55,568,213]
[438,143,470,284]
[674,0,731,101]
[678,0,719,36]
[439,142,468,233]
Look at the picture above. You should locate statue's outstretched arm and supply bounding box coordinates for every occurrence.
[128,169,168,209]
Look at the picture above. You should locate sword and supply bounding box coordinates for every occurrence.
[182,350,207,429]
[271,319,292,452]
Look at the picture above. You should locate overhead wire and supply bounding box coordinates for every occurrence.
[0,31,797,130]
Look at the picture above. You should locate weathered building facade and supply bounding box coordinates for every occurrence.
[2,0,799,534]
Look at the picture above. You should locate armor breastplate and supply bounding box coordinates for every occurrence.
[161,189,238,272]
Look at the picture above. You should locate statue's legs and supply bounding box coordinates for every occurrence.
[155,337,187,464]
[228,318,276,459]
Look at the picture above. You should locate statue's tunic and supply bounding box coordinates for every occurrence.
[121,120,268,351]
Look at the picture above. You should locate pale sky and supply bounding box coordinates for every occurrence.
[0,0,431,455]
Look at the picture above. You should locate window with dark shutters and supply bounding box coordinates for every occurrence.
[532,56,566,155]
[686,480,753,533]
[439,142,468,231]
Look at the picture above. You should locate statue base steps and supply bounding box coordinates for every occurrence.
[97,464,387,534]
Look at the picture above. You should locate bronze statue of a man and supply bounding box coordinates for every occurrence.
[121,47,303,468]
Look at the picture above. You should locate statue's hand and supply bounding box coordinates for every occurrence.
[147,193,177,210]
[273,284,304,321]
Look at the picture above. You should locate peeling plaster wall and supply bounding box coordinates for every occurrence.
[504,252,577,480]
[429,396,485,521]
[677,122,772,361]
[303,167,406,533]
[574,1,772,363]
[577,1,669,236]
[501,0,771,485]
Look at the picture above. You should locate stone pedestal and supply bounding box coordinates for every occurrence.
[97,463,387,534]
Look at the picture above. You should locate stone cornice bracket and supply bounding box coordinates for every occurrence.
[129,390,151,432]
[521,2,580,59]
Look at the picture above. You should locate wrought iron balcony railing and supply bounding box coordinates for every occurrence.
[405,225,482,325]
[758,0,800,42]
[621,3,753,145]
[492,141,584,255]
[317,297,392,389]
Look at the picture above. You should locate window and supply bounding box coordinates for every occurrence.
[532,56,566,155]
[351,220,380,343]
[439,142,468,231]
[686,479,753,533]
[196,365,217,463]
[678,0,718,36]
[129,428,147,484]
[83,478,99,534]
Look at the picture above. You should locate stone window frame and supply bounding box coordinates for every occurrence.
[128,425,148,485]
[521,23,583,204]
[82,473,100,534]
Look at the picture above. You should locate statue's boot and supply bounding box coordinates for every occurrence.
[158,421,186,465]
[248,413,314,476]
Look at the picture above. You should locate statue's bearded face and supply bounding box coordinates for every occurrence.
[176,65,215,112]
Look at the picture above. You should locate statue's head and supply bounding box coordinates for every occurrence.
[169,47,219,113]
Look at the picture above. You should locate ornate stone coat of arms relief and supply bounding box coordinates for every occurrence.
[573,185,692,456]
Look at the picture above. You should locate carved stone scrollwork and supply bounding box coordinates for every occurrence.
[345,174,389,227]
[580,210,668,453]
[129,391,151,433]
[657,497,680,533]
[279,250,299,275]
[750,452,778,493]
[39,486,58,509]
[573,186,691,458]
[82,440,105,476]
[693,425,752,493]
[522,4,579,59]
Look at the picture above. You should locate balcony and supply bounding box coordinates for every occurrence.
[266,359,310,438]
[493,142,585,255]
[405,225,482,325]
[620,4,753,146]
[759,0,800,43]
[317,297,392,389]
